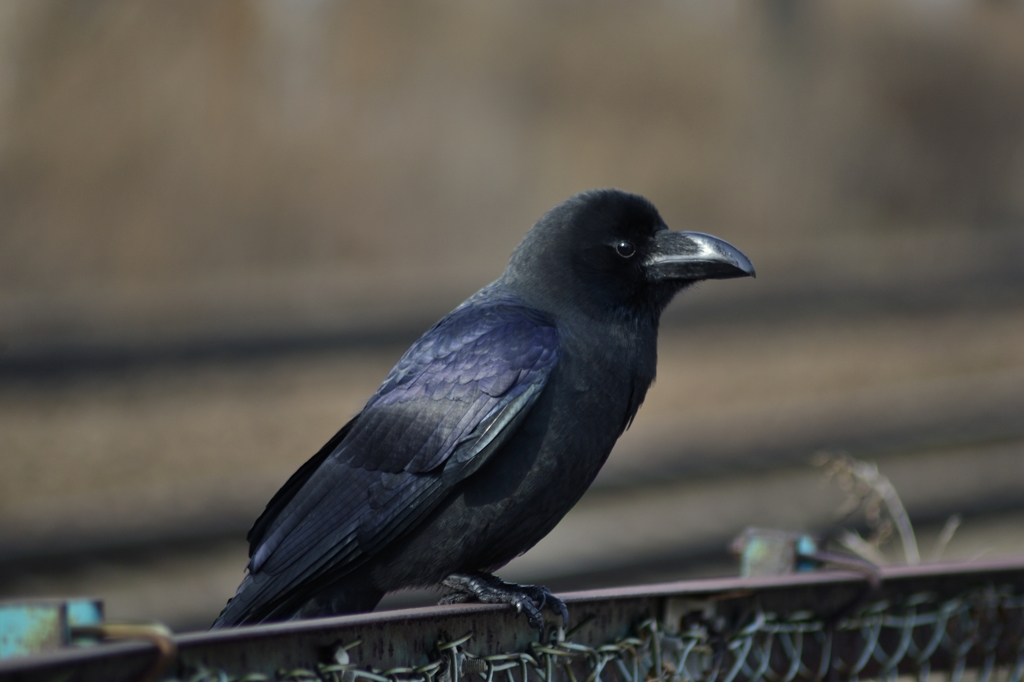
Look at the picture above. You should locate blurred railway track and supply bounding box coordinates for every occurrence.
[2,287,1024,631]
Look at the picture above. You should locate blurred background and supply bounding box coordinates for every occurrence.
[2,0,1024,633]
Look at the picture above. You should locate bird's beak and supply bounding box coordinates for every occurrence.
[645,231,755,282]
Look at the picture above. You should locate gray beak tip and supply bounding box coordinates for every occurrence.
[649,231,756,283]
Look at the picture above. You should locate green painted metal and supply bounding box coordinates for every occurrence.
[0,599,103,659]
[0,602,64,660]
[66,600,103,629]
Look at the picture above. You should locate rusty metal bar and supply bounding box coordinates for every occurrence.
[1,557,1023,682]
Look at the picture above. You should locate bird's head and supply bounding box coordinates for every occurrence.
[502,189,755,320]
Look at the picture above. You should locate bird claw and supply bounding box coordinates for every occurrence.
[518,584,569,628]
[439,572,568,630]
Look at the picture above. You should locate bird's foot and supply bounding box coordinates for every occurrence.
[439,572,568,630]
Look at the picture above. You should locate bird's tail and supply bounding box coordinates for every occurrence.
[211,571,385,629]
[211,574,262,629]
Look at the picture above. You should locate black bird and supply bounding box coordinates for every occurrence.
[213,189,754,629]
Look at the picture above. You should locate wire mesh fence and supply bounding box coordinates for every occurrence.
[173,583,1024,682]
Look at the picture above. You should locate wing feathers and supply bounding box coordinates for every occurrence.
[236,298,559,622]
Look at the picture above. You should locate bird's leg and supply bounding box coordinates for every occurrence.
[439,572,568,630]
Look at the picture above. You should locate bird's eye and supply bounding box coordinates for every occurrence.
[615,240,636,258]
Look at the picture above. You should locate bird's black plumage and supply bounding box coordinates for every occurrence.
[213,189,754,628]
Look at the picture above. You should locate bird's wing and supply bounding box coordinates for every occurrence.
[238,298,558,616]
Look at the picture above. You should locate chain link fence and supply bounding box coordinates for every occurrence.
[172,584,1024,682]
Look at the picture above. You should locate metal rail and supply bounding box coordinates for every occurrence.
[2,558,1023,682]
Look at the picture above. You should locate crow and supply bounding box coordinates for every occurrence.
[213,189,754,629]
